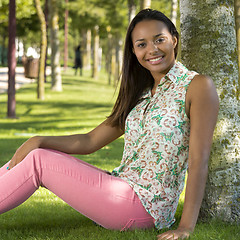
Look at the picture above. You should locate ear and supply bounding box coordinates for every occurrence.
[172,36,178,48]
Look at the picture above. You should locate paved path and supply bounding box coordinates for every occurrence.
[0,67,50,94]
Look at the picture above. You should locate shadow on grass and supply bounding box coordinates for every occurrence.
[0,191,159,240]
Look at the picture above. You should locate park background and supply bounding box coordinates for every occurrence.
[0,0,239,239]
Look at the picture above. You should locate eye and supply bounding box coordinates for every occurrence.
[155,38,165,44]
[136,42,146,48]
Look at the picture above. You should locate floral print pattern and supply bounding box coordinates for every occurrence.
[112,62,198,229]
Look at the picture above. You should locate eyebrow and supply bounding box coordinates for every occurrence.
[134,33,165,43]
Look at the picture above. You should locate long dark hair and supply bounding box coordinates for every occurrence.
[106,9,179,130]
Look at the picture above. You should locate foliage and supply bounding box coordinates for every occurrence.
[0,0,40,55]
[0,0,173,66]
[151,0,172,18]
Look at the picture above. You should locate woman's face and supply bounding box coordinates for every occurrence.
[132,20,177,80]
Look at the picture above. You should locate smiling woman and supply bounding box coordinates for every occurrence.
[132,20,177,94]
[0,9,219,240]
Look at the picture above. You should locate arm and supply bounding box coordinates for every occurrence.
[8,120,124,169]
[158,75,219,239]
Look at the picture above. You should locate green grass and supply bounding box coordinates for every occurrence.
[0,69,239,239]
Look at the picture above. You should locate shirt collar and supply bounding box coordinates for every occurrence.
[164,61,188,84]
[140,61,188,99]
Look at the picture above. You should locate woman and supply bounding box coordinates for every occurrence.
[0,9,218,239]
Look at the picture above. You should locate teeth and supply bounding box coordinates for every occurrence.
[149,57,162,62]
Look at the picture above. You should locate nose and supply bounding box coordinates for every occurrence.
[149,42,158,54]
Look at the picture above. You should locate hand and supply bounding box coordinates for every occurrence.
[157,228,191,240]
[8,136,40,170]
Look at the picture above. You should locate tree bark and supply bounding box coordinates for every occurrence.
[35,0,47,100]
[114,38,123,87]
[111,45,116,86]
[44,0,49,83]
[49,0,62,91]
[180,0,240,223]
[106,28,112,85]
[64,0,68,71]
[92,25,99,79]
[85,29,91,70]
[7,0,16,118]
[234,0,240,98]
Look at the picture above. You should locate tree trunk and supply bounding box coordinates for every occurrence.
[128,0,136,22]
[180,0,240,223]
[111,45,116,86]
[44,0,49,83]
[234,0,240,98]
[106,28,112,85]
[35,0,47,100]
[49,0,62,91]
[7,0,16,118]
[114,38,123,87]
[85,29,91,70]
[64,0,68,71]
[171,0,178,26]
[140,0,151,10]
[92,25,99,79]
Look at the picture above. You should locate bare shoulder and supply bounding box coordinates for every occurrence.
[187,74,218,102]
[189,74,216,92]
[185,74,219,117]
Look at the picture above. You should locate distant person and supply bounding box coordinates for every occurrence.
[0,9,219,239]
[74,45,82,76]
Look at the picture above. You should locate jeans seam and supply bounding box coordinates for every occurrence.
[0,176,33,204]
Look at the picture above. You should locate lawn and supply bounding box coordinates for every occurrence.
[0,69,239,239]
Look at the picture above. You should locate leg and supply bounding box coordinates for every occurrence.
[0,149,154,230]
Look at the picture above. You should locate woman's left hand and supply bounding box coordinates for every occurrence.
[157,228,191,239]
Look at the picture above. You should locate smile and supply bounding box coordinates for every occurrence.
[147,56,164,64]
[149,57,163,62]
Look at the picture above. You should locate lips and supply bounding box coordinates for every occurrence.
[147,56,164,64]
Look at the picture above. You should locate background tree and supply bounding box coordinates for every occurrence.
[49,0,62,91]
[171,0,178,26]
[68,0,105,77]
[98,0,128,85]
[44,0,49,82]
[7,0,16,118]
[35,0,47,100]
[92,25,99,79]
[180,0,240,223]
[0,0,8,66]
[140,0,151,10]
[128,0,137,22]
[0,0,38,65]
[64,0,69,71]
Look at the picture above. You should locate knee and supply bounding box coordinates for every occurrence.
[26,148,52,164]
[28,148,46,158]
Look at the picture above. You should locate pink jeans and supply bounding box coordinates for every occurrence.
[0,149,154,230]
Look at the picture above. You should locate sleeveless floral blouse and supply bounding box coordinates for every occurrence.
[112,62,198,229]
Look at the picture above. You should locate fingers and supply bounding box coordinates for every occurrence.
[7,156,18,170]
[7,160,13,170]
[157,232,175,240]
[157,230,190,240]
